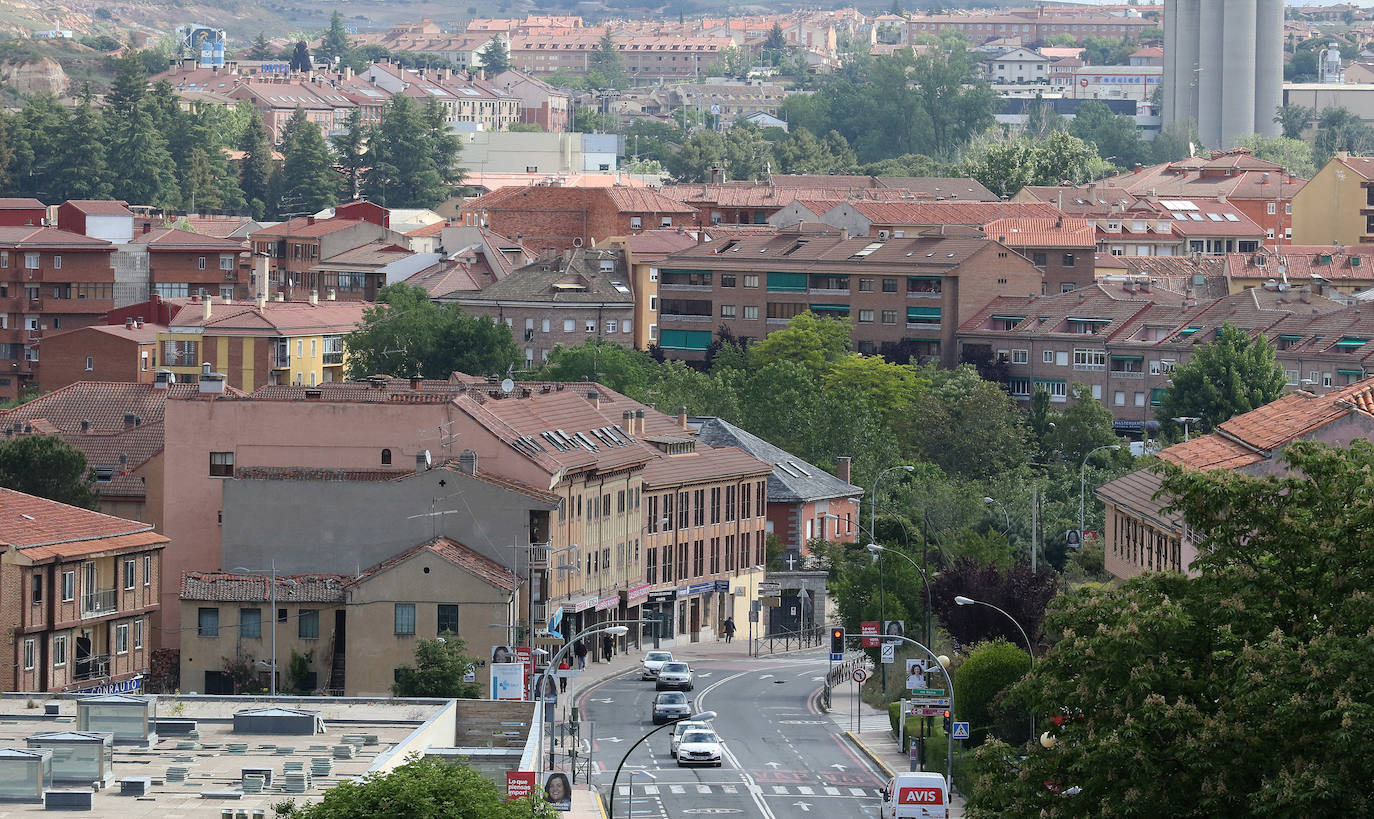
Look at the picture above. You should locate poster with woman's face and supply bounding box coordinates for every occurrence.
[883,620,904,644]
[491,645,514,665]
[543,772,572,811]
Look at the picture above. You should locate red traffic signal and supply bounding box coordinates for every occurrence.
[942,711,952,733]
[830,627,845,654]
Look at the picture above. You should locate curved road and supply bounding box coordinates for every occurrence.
[578,649,888,819]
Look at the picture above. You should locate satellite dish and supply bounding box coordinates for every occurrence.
[501,378,514,393]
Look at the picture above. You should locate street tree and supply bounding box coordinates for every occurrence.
[289,41,312,72]
[764,22,786,51]
[344,283,519,380]
[480,35,511,75]
[588,29,627,89]
[0,435,99,509]
[910,364,1027,483]
[953,639,1032,748]
[331,108,366,201]
[928,557,1059,649]
[961,128,1105,198]
[278,108,339,216]
[1157,322,1285,434]
[391,636,482,699]
[1273,103,1315,139]
[536,338,657,396]
[749,311,851,370]
[1043,384,1120,466]
[238,108,274,219]
[319,11,351,65]
[274,756,554,818]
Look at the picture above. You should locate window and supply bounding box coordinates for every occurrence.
[395,603,416,635]
[882,278,898,293]
[1009,378,1031,397]
[1061,282,1075,293]
[1073,349,1105,370]
[220,254,236,270]
[1267,202,1277,215]
[53,256,64,269]
[123,559,135,590]
[299,609,319,639]
[858,309,874,323]
[585,320,596,333]
[30,572,41,604]
[84,356,94,371]
[630,217,642,229]
[1032,252,1047,266]
[743,275,759,288]
[437,604,459,634]
[134,619,143,649]
[1043,350,1055,364]
[144,555,151,586]
[720,304,736,318]
[1135,391,1146,407]
[720,273,736,288]
[1040,381,1068,401]
[1062,254,1075,267]
[116,623,129,654]
[858,278,874,292]
[743,305,759,320]
[23,639,34,671]
[53,636,66,667]
[24,252,38,269]
[563,319,575,333]
[198,607,220,637]
[881,310,897,325]
[197,256,207,270]
[1011,349,1028,364]
[1285,369,1299,386]
[241,608,262,639]
[381,448,392,466]
[62,570,74,601]
[209,451,234,477]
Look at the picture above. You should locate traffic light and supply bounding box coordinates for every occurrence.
[942,711,952,734]
[830,627,845,655]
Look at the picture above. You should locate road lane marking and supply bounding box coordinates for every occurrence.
[644,785,659,795]
[824,786,840,795]
[772,786,788,794]
[696,784,711,793]
[669,785,685,794]
[849,787,867,796]
[797,786,814,795]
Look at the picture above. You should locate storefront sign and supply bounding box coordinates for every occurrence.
[678,581,716,597]
[646,589,677,602]
[624,583,652,605]
[594,595,620,612]
[516,646,534,700]
[713,580,730,592]
[571,596,598,613]
[71,675,142,696]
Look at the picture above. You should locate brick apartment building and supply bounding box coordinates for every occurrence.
[1,488,166,693]
[36,321,161,392]
[249,214,407,302]
[460,186,699,254]
[651,226,1044,364]
[125,226,249,303]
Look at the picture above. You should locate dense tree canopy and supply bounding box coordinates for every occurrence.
[0,435,99,509]
[391,636,482,699]
[1157,323,1286,434]
[344,283,520,380]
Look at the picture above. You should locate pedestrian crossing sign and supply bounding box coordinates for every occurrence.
[952,721,970,740]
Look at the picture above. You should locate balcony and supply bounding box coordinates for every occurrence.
[74,654,111,682]
[1073,363,1106,371]
[530,542,551,569]
[659,283,714,292]
[809,287,850,296]
[1110,369,1144,379]
[906,291,941,299]
[81,589,118,618]
[660,313,712,322]
[906,323,942,332]
[322,352,344,366]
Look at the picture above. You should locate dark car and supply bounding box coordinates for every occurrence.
[651,691,691,724]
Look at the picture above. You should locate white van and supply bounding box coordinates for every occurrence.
[879,772,949,818]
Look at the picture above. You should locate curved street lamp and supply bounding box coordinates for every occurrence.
[535,622,632,784]
[982,496,1010,535]
[609,710,717,818]
[1079,444,1121,545]
[955,595,1033,739]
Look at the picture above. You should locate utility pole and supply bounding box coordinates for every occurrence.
[1031,484,1038,573]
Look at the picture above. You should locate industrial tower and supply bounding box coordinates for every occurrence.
[1163,0,1283,148]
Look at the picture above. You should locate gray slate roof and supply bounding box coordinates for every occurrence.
[689,417,863,504]
[459,247,633,304]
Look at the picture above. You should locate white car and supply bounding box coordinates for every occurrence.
[655,662,693,691]
[641,650,674,681]
[675,729,722,767]
[669,720,711,757]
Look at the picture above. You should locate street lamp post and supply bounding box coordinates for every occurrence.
[954,595,1033,740]
[535,621,634,786]
[609,710,717,818]
[850,631,954,788]
[231,561,291,698]
[1172,416,1201,442]
[628,770,655,819]
[982,497,1010,536]
[1079,445,1122,545]
[869,465,914,692]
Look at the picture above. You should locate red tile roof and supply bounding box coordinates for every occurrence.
[0,227,114,249]
[601,187,698,214]
[62,200,133,216]
[251,217,371,239]
[0,198,45,210]
[841,200,1061,225]
[180,571,348,603]
[983,216,1097,248]
[129,226,249,250]
[171,301,370,335]
[1,382,205,434]
[639,445,772,486]
[0,487,166,551]
[350,536,518,591]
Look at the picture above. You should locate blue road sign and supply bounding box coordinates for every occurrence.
[952,721,970,740]
[829,652,842,662]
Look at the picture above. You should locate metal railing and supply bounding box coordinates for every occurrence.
[81,589,118,618]
[819,653,867,712]
[74,654,110,681]
[753,624,825,657]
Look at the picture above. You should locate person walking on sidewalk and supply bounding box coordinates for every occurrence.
[557,659,570,693]
[574,638,587,670]
[602,631,614,662]
[723,616,736,643]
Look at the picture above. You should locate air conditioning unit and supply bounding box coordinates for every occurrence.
[877,229,890,240]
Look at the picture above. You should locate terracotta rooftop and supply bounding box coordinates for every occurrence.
[0,227,114,249]
[0,198,44,210]
[61,199,133,216]
[838,200,1062,225]
[128,226,249,250]
[1227,246,1374,283]
[250,217,371,240]
[1,382,208,434]
[170,300,370,336]
[180,571,348,603]
[0,488,166,551]
[639,444,772,486]
[41,322,164,345]
[983,216,1097,248]
[350,537,518,592]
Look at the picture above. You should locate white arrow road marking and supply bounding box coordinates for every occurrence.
[601,737,624,743]
[764,762,782,768]
[697,672,714,678]
[829,763,848,771]
[793,801,813,812]
[591,698,614,703]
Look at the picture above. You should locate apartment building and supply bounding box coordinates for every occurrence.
[507,34,727,79]
[604,229,700,350]
[1226,245,1374,299]
[362,63,521,132]
[460,186,698,254]
[1,488,165,693]
[491,69,573,131]
[652,226,1044,365]
[449,247,635,369]
[1097,378,1374,580]
[156,296,366,391]
[1290,155,1374,248]
[249,215,408,302]
[121,225,248,303]
[36,321,161,392]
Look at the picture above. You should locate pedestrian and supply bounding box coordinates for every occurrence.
[602,631,614,662]
[558,659,570,693]
[574,638,587,670]
[723,616,736,644]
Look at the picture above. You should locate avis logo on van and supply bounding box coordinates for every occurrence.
[898,787,942,804]
[882,772,949,818]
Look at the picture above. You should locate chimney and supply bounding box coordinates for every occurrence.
[634,408,645,435]
[585,389,601,409]
[304,387,322,400]
[709,166,725,185]
[622,410,633,432]
[254,255,270,301]
[142,222,152,234]
[257,293,267,310]
[344,65,353,80]
[410,376,423,390]
[677,405,688,430]
[306,216,316,226]
[308,289,319,305]
[458,449,479,475]
[198,363,226,395]
[124,317,133,329]
[835,455,851,483]
[203,297,212,322]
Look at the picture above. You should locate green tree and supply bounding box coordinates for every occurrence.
[1044,384,1120,467]
[289,40,312,73]
[274,756,555,818]
[1313,105,1374,163]
[344,283,519,380]
[960,128,1105,198]
[319,11,351,65]
[715,44,749,78]
[668,130,727,181]
[1067,99,1147,169]
[588,29,627,89]
[954,639,1032,748]
[822,354,927,430]
[764,22,786,51]
[537,338,657,395]
[1157,323,1285,434]
[331,108,366,201]
[749,311,851,370]
[239,107,274,219]
[723,122,774,181]
[53,97,113,201]
[1273,103,1315,139]
[774,127,855,174]
[0,435,99,509]
[1230,133,1315,177]
[480,35,511,75]
[910,364,1027,482]
[246,32,273,61]
[1151,118,1200,163]
[278,108,339,216]
[362,95,463,208]
[391,636,482,698]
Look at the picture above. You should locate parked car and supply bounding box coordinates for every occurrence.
[675,729,722,767]
[651,691,692,724]
[669,720,711,756]
[641,650,674,681]
[655,662,694,691]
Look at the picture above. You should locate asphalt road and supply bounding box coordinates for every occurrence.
[578,648,889,819]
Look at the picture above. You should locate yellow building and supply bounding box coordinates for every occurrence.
[1290,154,1374,247]
[605,230,700,350]
[157,296,368,392]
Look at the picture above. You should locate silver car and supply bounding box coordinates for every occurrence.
[651,691,691,724]
[641,650,674,681]
[655,662,693,691]
[669,720,711,756]
[675,729,722,767]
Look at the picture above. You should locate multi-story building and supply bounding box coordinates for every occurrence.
[507,33,727,79]
[362,63,521,132]
[449,247,636,369]
[1097,377,1374,580]
[491,69,572,131]
[460,186,699,254]
[156,295,366,391]
[983,216,1099,293]
[1290,154,1374,247]
[981,47,1050,84]
[35,321,161,392]
[906,9,1155,45]
[1226,245,1374,299]
[121,225,248,303]
[652,226,1044,364]
[810,200,1063,237]
[1,488,165,693]
[604,229,701,350]
[249,215,408,302]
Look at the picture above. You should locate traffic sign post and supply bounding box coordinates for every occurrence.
[880,643,895,664]
[851,667,868,684]
[908,706,947,717]
[909,688,945,697]
[756,582,781,597]
[909,697,951,707]
[952,722,970,741]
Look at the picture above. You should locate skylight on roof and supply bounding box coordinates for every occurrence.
[1224,213,1239,222]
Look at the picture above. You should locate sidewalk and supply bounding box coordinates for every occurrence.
[823,672,968,817]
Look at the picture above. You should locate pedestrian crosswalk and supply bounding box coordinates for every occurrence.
[618,783,881,798]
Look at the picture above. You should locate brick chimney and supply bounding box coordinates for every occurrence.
[586,390,601,409]
[634,408,645,435]
[835,456,851,484]
[677,405,688,430]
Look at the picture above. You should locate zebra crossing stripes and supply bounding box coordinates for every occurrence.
[618,783,884,798]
